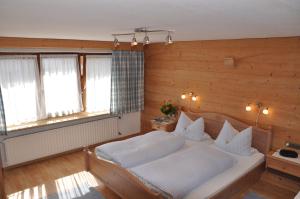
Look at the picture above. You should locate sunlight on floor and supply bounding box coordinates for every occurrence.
[7,184,48,199]
[55,171,98,198]
[7,171,99,199]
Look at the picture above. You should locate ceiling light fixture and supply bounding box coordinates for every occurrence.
[113,37,120,47]
[165,31,173,45]
[112,27,174,47]
[131,34,138,46]
[143,33,150,45]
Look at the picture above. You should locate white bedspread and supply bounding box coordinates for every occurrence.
[130,143,236,199]
[95,131,185,168]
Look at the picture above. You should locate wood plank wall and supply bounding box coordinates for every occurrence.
[142,37,300,149]
[0,36,299,149]
[0,37,143,50]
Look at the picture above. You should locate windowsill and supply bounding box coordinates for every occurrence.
[7,111,110,131]
[1,111,118,141]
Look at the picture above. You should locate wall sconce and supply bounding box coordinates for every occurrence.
[245,104,252,112]
[262,107,269,115]
[245,102,269,126]
[192,96,198,101]
[181,92,198,110]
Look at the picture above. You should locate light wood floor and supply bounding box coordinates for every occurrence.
[4,151,298,199]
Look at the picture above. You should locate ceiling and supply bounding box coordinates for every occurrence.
[0,0,300,42]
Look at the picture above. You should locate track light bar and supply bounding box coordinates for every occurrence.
[112,27,174,47]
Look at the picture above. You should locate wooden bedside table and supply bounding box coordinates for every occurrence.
[266,150,300,177]
[150,116,177,132]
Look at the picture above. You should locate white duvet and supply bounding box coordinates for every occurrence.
[95,131,185,168]
[130,143,236,199]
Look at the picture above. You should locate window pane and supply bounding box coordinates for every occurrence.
[86,55,111,113]
[41,55,83,117]
[0,55,43,126]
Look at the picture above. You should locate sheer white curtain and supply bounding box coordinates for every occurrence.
[41,55,83,117]
[86,55,111,113]
[0,55,44,126]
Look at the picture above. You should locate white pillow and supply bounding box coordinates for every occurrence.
[174,112,193,132]
[173,112,206,141]
[215,120,253,156]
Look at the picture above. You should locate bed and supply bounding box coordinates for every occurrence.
[84,112,272,199]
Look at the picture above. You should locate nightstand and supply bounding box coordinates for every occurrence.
[266,150,300,177]
[150,116,177,132]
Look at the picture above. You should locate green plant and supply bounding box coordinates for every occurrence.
[160,101,177,117]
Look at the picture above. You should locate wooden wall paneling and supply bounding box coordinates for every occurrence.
[0,37,143,51]
[142,37,300,150]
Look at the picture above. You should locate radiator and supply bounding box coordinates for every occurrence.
[2,112,140,167]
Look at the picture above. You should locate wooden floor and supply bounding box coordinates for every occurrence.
[4,151,298,199]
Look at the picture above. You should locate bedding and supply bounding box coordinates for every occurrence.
[173,112,206,141]
[215,120,253,156]
[174,112,194,132]
[130,142,236,199]
[184,143,264,199]
[95,131,185,168]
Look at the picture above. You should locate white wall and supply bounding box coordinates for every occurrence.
[119,111,141,135]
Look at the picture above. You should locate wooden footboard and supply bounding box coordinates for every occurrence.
[211,162,265,199]
[84,148,163,199]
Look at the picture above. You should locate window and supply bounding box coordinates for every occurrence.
[0,55,44,126]
[0,53,113,130]
[86,55,111,113]
[41,55,83,117]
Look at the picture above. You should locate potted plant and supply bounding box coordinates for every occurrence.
[160,101,177,118]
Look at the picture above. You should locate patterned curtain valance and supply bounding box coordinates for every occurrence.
[111,51,144,114]
[0,86,7,136]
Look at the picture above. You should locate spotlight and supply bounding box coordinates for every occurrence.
[165,32,173,45]
[131,34,138,46]
[245,104,252,112]
[181,94,186,99]
[113,37,119,47]
[263,107,269,115]
[192,96,197,101]
[143,34,150,45]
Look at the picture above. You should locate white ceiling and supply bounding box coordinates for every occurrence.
[0,0,300,42]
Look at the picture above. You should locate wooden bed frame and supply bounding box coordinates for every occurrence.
[85,112,272,199]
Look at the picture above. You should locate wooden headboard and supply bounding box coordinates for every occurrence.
[185,111,272,155]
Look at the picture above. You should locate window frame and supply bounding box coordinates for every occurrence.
[0,52,113,131]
